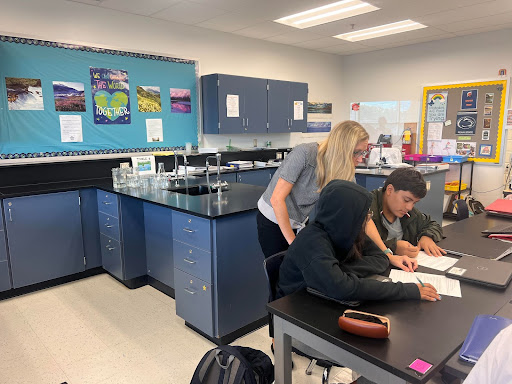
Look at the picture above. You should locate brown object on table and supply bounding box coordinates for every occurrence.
[338,309,390,339]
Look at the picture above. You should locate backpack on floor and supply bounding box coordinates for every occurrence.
[190,345,274,384]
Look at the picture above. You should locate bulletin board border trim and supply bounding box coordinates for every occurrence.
[0,35,196,65]
[0,34,199,160]
[419,79,508,164]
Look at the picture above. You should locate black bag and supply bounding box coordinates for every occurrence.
[190,345,274,384]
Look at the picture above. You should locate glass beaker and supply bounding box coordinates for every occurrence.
[112,168,126,189]
[157,163,165,174]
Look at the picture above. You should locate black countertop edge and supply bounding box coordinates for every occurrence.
[0,177,266,220]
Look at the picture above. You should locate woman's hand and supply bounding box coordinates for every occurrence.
[416,283,441,301]
[389,254,418,272]
[395,240,419,258]
[418,236,446,257]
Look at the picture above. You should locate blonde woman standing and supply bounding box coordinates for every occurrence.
[257,120,369,258]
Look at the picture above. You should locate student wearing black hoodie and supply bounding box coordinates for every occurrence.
[277,180,440,302]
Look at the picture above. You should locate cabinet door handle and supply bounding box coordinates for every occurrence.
[184,258,196,264]
[102,201,112,205]
[183,228,195,233]
[242,118,245,127]
[8,208,12,222]
[106,246,115,251]
[246,118,249,126]
[290,119,293,126]
[104,224,114,228]
[184,288,196,295]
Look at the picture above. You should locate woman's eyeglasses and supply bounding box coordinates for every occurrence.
[353,150,369,158]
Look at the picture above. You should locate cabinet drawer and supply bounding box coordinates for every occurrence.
[174,268,213,336]
[97,190,119,218]
[0,230,7,262]
[173,240,211,283]
[100,233,123,280]
[172,211,211,252]
[0,260,11,292]
[98,212,121,240]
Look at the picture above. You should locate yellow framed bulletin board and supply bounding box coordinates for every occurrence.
[419,79,508,163]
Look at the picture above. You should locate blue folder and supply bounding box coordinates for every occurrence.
[459,314,512,364]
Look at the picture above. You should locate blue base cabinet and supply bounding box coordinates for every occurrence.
[80,188,102,269]
[3,191,85,289]
[237,168,276,187]
[172,209,266,339]
[0,206,12,292]
[97,191,146,282]
[144,202,174,288]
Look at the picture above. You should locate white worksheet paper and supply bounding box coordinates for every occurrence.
[389,270,462,298]
[226,94,239,117]
[59,115,83,142]
[427,122,443,141]
[416,251,458,271]
[146,118,163,142]
[294,101,304,120]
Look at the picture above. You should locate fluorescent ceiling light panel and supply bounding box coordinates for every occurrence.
[334,19,427,41]
[274,0,379,29]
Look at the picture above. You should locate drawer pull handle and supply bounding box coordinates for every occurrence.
[183,228,195,233]
[104,224,114,228]
[184,288,196,295]
[184,258,196,264]
[106,246,115,251]
[102,201,112,205]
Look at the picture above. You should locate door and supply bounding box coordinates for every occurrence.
[243,77,268,134]
[218,74,245,134]
[267,80,290,133]
[237,169,272,187]
[4,191,85,288]
[289,82,308,132]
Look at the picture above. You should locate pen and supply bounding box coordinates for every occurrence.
[415,273,425,287]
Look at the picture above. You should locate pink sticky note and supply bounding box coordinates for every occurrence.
[408,359,433,374]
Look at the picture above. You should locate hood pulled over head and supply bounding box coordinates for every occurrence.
[313,180,371,251]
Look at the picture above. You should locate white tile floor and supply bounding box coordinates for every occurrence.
[0,274,448,384]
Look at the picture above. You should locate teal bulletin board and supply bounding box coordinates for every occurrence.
[0,35,198,159]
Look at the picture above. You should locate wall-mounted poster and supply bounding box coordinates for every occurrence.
[427,122,443,141]
[426,92,447,122]
[456,141,476,157]
[484,106,493,116]
[308,102,332,114]
[461,89,478,110]
[479,144,492,156]
[485,93,494,104]
[53,82,85,112]
[137,86,161,112]
[482,130,490,141]
[170,88,191,113]
[456,111,477,135]
[90,67,131,124]
[508,109,512,126]
[483,118,491,129]
[427,139,456,156]
[307,121,331,132]
[6,77,44,110]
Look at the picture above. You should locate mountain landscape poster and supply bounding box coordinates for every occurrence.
[137,86,161,112]
[53,81,86,111]
[6,77,44,110]
[170,88,191,113]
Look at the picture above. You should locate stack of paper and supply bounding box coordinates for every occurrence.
[416,251,458,271]
[226,161,253,169]
[389,269,462,297]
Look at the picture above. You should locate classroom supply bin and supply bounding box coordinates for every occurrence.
[445,181,468,192]
[443,155,469,163]
[404,154,422,161]
[425,155,443,163]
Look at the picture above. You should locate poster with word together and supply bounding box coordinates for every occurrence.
[90,67,131,124]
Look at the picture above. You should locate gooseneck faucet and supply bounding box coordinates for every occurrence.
[172,152,189,190]
[375,143,384,173]
[205,153,228,194]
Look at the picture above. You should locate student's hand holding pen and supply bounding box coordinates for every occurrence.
[415,275,441,302]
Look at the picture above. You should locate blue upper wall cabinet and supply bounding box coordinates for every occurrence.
[202,74,268,134]
[202,74,308,135]
[268,80,308,133]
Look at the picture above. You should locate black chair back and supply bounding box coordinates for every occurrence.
[263,251,287,303]
[454,199,469,221]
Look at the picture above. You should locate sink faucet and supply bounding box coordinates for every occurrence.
[172,152,189,190]
[205,153,228,194]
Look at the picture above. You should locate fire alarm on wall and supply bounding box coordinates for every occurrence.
[499,68,507,76]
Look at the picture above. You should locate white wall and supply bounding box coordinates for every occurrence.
[341,29,512,205]
[0,0,343,150]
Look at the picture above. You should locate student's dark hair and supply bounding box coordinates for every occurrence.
[383,168,427,199]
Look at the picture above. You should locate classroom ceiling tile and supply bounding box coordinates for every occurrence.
[99,0,180,16]
[66,0,106,5]
[264,30,325,45]
[196,11,265,33]
[356,26,451,47]
[292,37,344,49]
[453,21,512,36]
[315,41,367,54]
[232,22,294,39]
[434,12,512,33]
[375,32,457,50]
[151,1,228,24]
